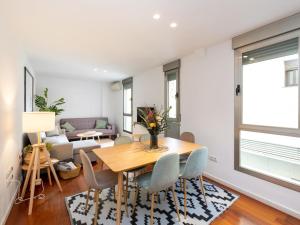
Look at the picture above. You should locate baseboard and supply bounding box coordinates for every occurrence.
[1,182,20,225]
[204,172,300,220]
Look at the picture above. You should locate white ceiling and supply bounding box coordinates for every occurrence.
[1,0,300,81]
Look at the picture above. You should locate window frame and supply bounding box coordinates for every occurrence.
[122,77,133,134]
[234,30,300,192]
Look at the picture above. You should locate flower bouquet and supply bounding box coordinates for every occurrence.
[137,106,170,149]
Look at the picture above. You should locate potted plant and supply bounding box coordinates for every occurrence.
[23,143,53,165]
[137,106,170,149]
[35,88,66,115]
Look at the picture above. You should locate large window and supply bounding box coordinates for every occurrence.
[122,77,133,133]
[235,32,300,191]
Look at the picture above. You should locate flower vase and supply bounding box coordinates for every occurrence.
[150,135,158,149]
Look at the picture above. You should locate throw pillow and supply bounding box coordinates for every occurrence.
[46,126,60,137]
[95,119,107,129]
[61,122,76,132]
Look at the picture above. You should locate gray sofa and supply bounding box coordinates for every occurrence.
[60,117,116,140]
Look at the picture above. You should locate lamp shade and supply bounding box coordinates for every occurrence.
[23,112,55,133]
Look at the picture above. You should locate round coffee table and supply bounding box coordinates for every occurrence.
[77,131,103,141]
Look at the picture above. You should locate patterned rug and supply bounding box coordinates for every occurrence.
[65,179,239,225]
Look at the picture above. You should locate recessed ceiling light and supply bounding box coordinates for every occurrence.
[153,14,160,20]
[93,68,98,72]
[103,70,107,73]
[243,55,248,58]
[249,57,255,61]
[170,22,177,28]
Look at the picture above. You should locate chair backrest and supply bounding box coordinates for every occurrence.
[139,134,150,142]
[181,147,208,179]
[149,153,179,193]
[79,150,98,189]
[114,136,133,146]
[180,132,195,143]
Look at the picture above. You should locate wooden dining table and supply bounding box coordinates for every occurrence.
[92,137,202,225]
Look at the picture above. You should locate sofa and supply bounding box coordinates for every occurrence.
[27,129,101,163]
[60,117,116,140]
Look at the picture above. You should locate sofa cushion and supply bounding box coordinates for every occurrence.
[46,126,60,137]
[72,140,100,155]
[61,122,76,132]
[44,135,69,144]
[95,119,107,129]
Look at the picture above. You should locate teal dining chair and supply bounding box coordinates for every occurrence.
[132,153,181,225]
[179,132,195,163]
[114,135,145,211]
[179,147,208,219]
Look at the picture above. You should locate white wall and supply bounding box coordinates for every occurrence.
[36,76,114,122]
[0,23,32,224]
[113,40,300,218]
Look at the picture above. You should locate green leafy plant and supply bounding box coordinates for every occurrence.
[23,143,53,155]
[35,88,66,115]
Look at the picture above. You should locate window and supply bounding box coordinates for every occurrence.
[285,59,299,87]
[235,32,300,191]
[122,77,133,133]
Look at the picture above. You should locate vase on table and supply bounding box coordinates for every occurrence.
[150,134,158,149]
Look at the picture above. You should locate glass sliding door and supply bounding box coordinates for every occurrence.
[235,31,300,191]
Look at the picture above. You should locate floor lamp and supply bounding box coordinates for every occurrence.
[21,112,63,215]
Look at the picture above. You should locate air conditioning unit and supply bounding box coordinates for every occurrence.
[111,81,122,91]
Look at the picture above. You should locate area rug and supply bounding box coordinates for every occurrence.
[65,179,239,225]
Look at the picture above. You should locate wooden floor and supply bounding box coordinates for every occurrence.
[5,164,300,225]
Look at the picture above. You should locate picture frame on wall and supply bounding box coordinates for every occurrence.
[24,67,34,112]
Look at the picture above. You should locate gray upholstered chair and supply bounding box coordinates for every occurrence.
[179,147,208,219]
[133,153,181,225]
[114,136,144,208]
[179,132,195,163]
[139,134,150,142]
[114,136,132,145]
[80,150,128,225]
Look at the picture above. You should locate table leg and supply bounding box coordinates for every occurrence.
[98,136,100,142]
[116,172,123,225]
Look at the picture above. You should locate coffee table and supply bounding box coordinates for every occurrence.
[77,131,103,141]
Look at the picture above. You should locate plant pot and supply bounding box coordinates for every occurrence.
[150,135,158,149]
[24,151,48,165]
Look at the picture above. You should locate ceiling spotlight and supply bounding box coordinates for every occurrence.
[153,14,160,20]
[170,22,177,28]
[93,68,98,72]
[249,57,255,61]
[103,70,107,73]
[243,55,248,58]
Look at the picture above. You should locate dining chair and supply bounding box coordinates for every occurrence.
[114,136,133,145]
[114,136,144,209]
[79,150,128,225]
[179,132,195,164]
[179,147,208,219]
[139,133,150,142]
[132,153,181,225]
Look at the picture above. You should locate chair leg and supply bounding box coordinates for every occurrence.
[183,178,187,219]
[150,193,155,225]
[132,185,139,213]
[93,190,100,225]
[85,188,91,212]
[164,188,168,201]
[171,186,181,222]
[199,176,208,206]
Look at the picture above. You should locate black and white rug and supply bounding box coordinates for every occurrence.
[65,179,239,225]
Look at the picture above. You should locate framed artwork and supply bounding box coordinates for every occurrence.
[24,67,34,112]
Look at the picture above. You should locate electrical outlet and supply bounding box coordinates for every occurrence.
[6,166,14,187]
[209,155,217,163]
